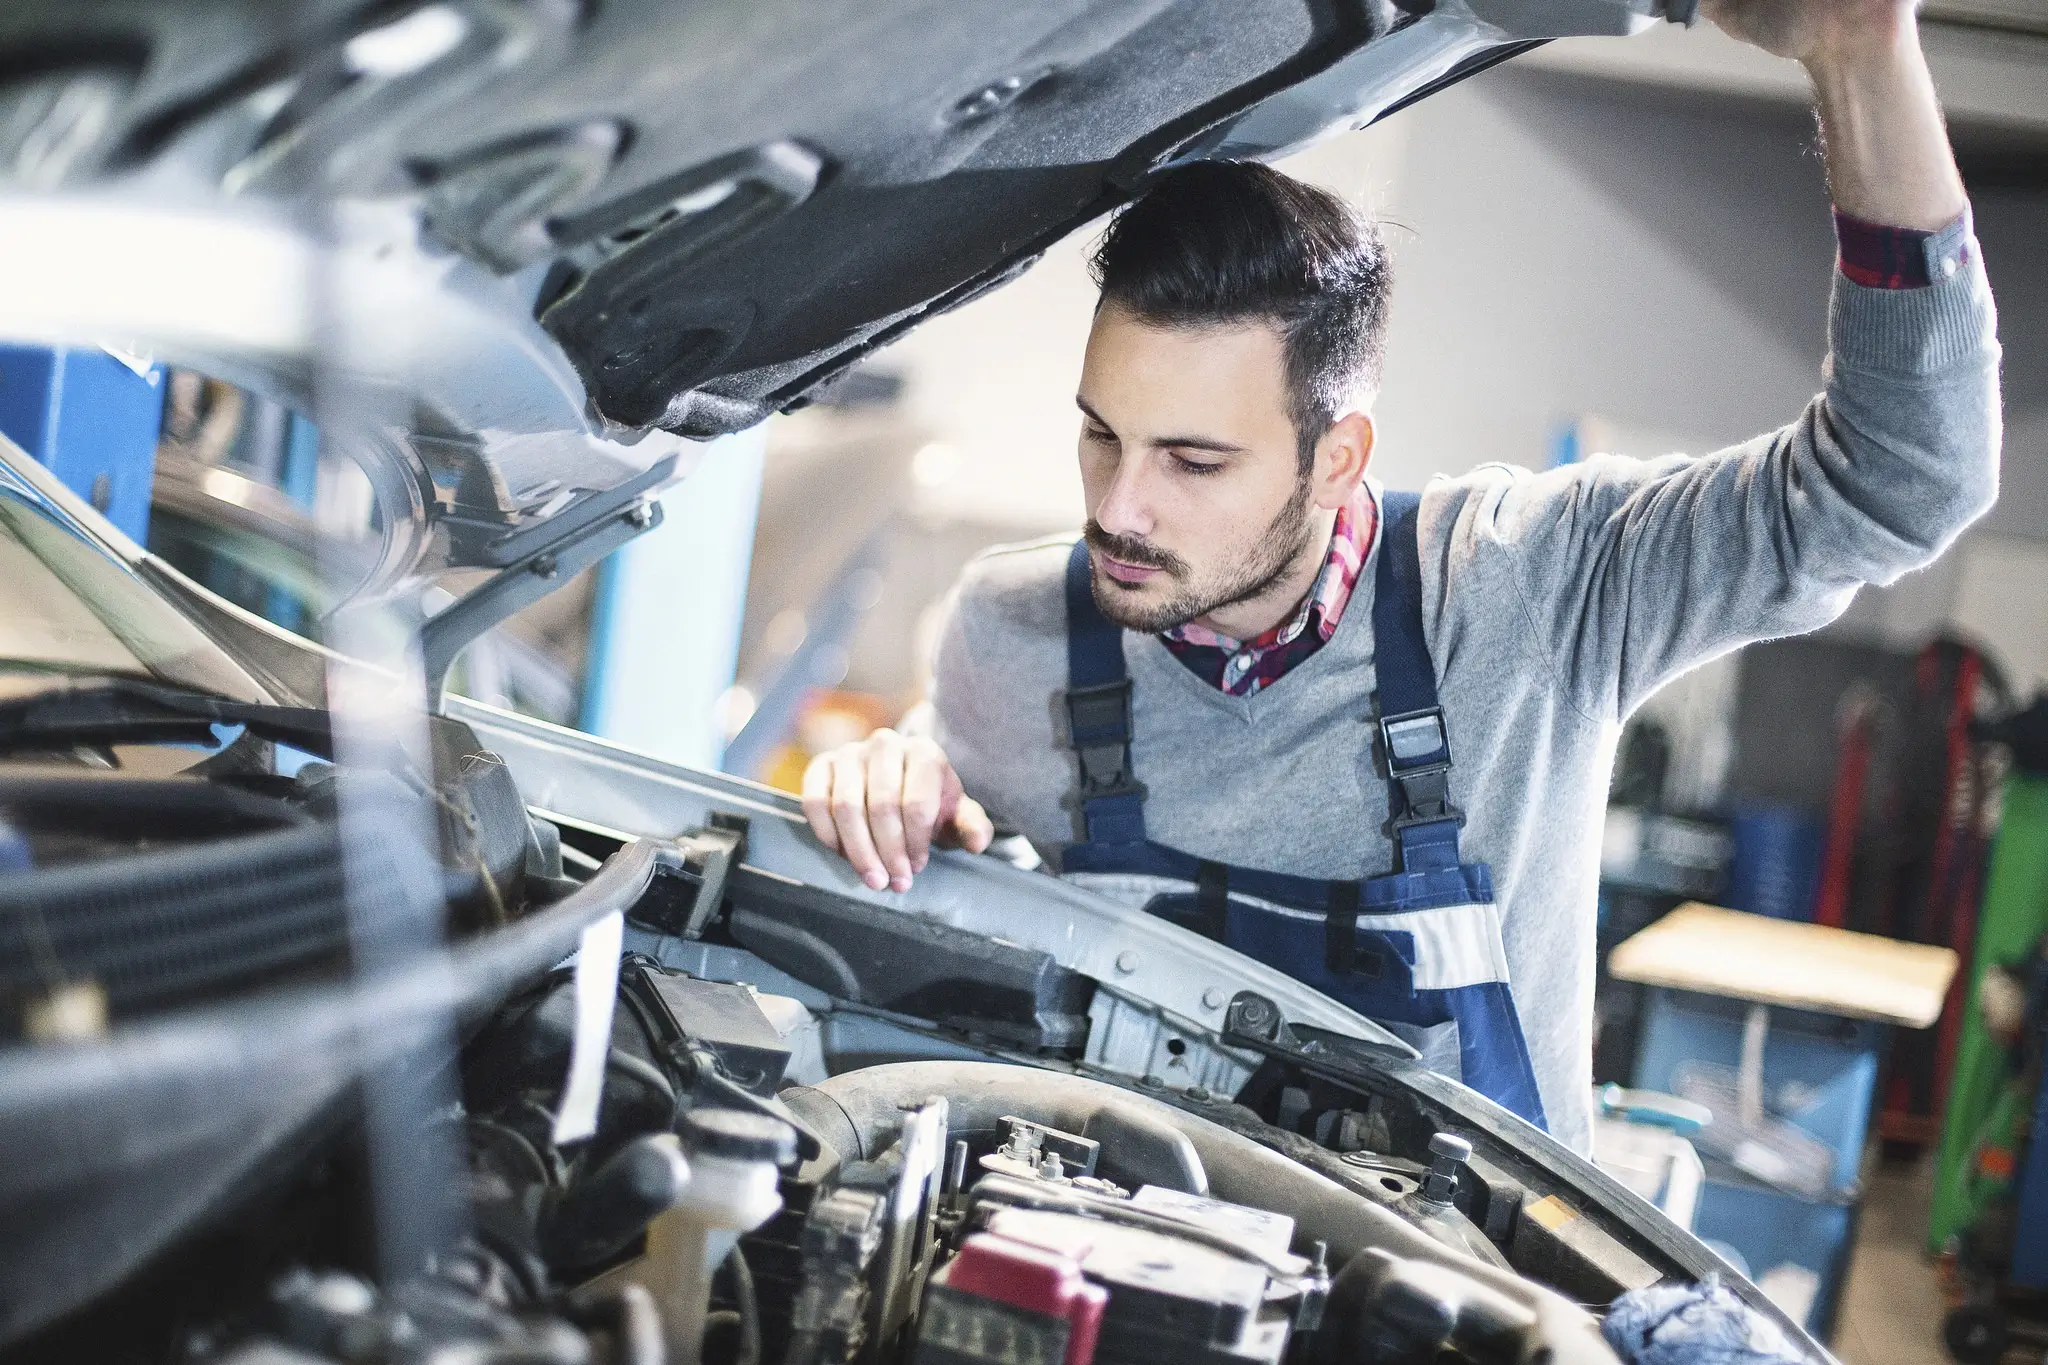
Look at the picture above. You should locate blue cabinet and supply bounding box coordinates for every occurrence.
[1633,988,1884,1339]
[0,345,165,544]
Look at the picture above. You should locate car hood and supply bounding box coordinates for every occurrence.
[0,0,1685,593]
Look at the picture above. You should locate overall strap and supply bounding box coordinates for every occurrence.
[1063,539,1147,845]
[1373,491,1465,874]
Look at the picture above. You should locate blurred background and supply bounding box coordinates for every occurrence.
[5,16,2048,1361]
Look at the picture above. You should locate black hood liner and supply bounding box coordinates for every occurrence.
[0,0,1394,437]
[527,0,1391,434]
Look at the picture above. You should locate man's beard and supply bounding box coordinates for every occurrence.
[1084,475,1320,635]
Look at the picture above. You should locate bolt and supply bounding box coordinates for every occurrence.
[1114,950,1138,974]
[627,500,655,529]
[1038,1152,1063,1180]
[531,553,559,579]
[1000,1123,1040,1163]
[1202,987,1226,1010]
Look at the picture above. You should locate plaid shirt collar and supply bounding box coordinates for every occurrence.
[1161,483,1378,697]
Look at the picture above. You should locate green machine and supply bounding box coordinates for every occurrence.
[1930,769,2048,1259]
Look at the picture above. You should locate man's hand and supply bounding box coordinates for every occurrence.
[1702,0,1904,64]
[1702,0,1968,231]
[800,729,996,892]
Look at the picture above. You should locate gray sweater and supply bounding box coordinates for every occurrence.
[931,244,2001,1154]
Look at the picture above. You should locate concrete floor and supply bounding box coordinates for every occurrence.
[1835,1157,1951,1365]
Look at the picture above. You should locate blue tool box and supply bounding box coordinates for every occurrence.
[1633,988,1886,1339]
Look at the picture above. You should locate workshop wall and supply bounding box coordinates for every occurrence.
[1352,70,1836,490]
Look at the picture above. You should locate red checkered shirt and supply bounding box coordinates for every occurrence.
[1160,484,1377,697]
[1835,207,1972,290]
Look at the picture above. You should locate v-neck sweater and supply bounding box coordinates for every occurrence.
[930,249,2001,1155]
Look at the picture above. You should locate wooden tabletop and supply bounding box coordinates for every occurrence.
[1606,902,1959,1028]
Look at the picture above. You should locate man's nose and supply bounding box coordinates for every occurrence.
[1092,453,1155,539]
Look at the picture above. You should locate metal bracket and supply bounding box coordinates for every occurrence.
[440,453,680,570]
[674,814,748,940]
[619,814,750,940]
[421,489,663,708]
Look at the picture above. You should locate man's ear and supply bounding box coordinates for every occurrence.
[1312,411,1374,511]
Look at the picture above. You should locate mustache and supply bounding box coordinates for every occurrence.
[1084,521,1189,577]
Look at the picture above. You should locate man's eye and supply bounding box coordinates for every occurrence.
[1172,453,1222,476]
[1084,425,1115,445]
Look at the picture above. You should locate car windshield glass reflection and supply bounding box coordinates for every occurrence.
[0,487,268,704]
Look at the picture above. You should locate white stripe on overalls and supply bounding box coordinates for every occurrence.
[1065,872,1513,992]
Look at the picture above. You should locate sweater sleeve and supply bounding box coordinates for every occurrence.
[926,538,1081,849]
[1474,237,2000,723]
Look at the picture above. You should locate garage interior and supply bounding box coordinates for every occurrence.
[2,6,2047,1365]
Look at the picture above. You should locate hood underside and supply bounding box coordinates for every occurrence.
[0,0,1680,586]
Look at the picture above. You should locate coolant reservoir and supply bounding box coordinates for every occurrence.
[639,1108,795,1365]
[1397,1132,1511,1270]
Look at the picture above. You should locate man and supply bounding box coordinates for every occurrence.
[800,0,2000,1153]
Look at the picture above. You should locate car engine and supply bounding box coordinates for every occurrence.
[0,709,1774,1365]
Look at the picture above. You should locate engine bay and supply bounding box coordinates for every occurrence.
[0,708,1803,1365]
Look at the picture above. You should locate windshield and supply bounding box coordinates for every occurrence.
[0,463,268,705]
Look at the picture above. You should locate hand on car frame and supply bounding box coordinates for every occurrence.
[801,728,996,893]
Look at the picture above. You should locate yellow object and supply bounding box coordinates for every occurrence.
[24,981,108,1043]
[1606,902,1958,1028]
[761,742,810,794]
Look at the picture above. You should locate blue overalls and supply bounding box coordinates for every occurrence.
[1059,491,1548,1130]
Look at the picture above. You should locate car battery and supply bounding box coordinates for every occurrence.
[982,1204,1301,1365]
[917,1232,1106,1365]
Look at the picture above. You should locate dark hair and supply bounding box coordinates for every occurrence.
[1090,160,1390,470]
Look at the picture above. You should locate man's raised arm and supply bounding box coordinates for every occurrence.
[1711,0,1967,232]
[1466,0,1999,724]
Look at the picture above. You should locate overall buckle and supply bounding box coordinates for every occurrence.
[1066,681,1146,801]
[1379,706,1463,832]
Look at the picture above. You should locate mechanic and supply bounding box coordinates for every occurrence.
[799,0,2001,1154]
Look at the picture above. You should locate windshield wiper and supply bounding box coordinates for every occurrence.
[0,677,333,756]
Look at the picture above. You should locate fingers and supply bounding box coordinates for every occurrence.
[951,796,996,854]
[862,731,914,892]
[931,762,996,856]
[800,753,840,851]
[900,738,947,875]
[827,747,887,890]
[800,731,992,891]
